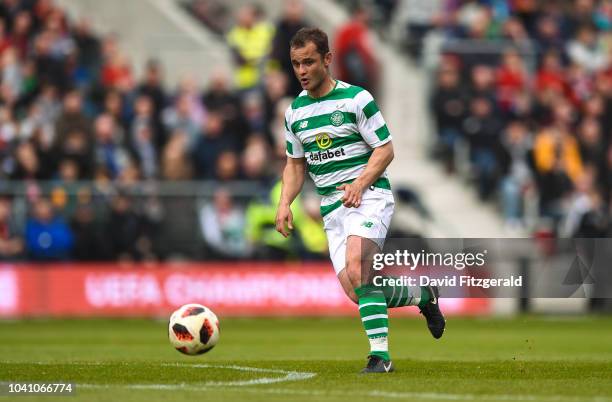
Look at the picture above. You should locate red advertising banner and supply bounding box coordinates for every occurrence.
[0,263,490,317]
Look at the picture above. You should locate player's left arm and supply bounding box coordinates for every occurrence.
[338,141,393,208]
[338,90,394,208]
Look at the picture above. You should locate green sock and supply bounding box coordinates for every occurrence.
[355,285,390,361]
[377,278,431,309]
[381,279,420,308]
[418,286,431,309]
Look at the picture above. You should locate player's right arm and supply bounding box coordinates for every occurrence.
[276,157,306,237]
[276,110,306,238]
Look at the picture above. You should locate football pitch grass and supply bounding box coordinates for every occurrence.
[1,316,611,402]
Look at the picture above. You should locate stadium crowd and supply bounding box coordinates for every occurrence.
[425,0,612,236]
[0,0,349,262]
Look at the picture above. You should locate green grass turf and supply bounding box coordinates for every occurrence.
[0,316,611,402]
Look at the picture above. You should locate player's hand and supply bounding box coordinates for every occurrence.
[275,204,294,238]
[337,182,365,208]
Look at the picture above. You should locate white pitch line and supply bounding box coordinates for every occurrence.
[159,363,316,386]
[11,362,612,402]
[77,384,612,402]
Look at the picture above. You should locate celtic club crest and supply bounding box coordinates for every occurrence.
[330,111,344,127]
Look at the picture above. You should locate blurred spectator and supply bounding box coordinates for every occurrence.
[577,118,606,173]
[567,24,608,73]
[93,113,129,179]
[33,29,70,91]
[463,96,504,200]
[52,128,93,179]
[534,101,583,183]
[49,158,81,218]
[162,130,192,180]
[11,141,41,180]
[503,16,531,46]
[241,135,273,185]
[10,10,33,60]
[269,0,307,96]
[0,194,23,260]
[400,0,442,60]
[2,48,22,99]
[245,180,326,260]
[567,0,598,37]
[226,4,275,91]
[430,63,466,172]
[108,192,154,262]
[601,144,612,202]
[333,6,380,96]
[198,188,249,259]
[54,89,91,150]
[242,90,266,135]
[215,149,239,181]
[34,84,62,136]
[103,89,128,131]
[535,15,566,60]
[262,70,289,146]
[25,196,73,260]
[562,166,608,237]
[100,33,132,90]
[70,202,112,261]
[44,8,74,60]
[595,0,612,31]
[129,123,158,180]
[469,64,496,103]
[136,59,166,148]
[192,112,234,179]
[0,105,17,148]
[512,0,540,35]
[177,75,207,126]
[72,17,102,80]
[496,48,529,112]
[536,50,569,97]
[162,91,200,152]
[202,69,249,147]
[533,120,582,222]
[499,121,534,227]
[131,93,164,152]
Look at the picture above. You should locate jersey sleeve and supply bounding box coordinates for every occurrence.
[284,108,305,158]
[354,89,392,148]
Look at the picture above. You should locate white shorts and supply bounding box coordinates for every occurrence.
[322,187,395,275]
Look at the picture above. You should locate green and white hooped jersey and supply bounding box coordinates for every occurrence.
[285,80,392,217]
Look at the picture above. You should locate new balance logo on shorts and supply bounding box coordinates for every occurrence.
[361,221,374,228]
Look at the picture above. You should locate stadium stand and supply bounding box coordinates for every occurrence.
[0,0,327,261]
[404,0,612,237]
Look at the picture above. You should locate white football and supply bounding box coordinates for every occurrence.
[168,304,220,355]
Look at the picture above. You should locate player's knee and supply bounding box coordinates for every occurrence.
[346,249,361,268]
[345,258,362,284]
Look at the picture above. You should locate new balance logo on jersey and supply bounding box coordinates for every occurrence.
[309,148,346,162]
[299,120,309,129]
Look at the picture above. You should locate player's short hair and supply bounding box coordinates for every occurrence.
[290,27,329,58]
